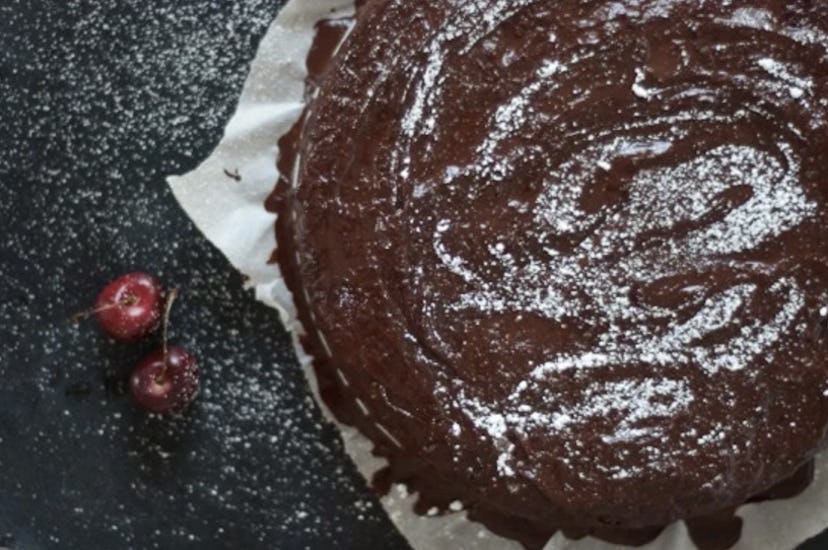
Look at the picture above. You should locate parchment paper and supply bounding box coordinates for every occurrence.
[167,1,828,548]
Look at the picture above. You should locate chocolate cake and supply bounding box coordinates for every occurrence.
[267,1,828,548]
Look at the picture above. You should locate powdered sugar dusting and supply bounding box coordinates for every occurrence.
[757,58,815,99]
[447,143,813,378]
[396,0,534,181]
[395,2,828,481]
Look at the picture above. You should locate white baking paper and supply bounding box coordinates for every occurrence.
[167,1,828,548]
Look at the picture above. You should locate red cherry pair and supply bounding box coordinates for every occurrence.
[73,272,199,414]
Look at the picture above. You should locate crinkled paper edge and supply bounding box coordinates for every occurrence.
[167,1,828,548]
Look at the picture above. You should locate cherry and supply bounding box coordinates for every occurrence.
[129,288,199,414]
[73,272,164,341]
[129,346,199,414]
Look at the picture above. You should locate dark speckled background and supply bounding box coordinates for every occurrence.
[0,0,408,548]
[0,1,825,549]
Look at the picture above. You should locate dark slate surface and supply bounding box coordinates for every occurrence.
[0,1,409,549]
[0,1,824,549]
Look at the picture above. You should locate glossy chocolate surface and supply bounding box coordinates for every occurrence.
[270,1,828,548]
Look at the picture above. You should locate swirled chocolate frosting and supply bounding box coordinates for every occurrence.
[268,1,828,548]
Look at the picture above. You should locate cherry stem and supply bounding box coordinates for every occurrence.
[69,294,138,323]
[162,288,179,362]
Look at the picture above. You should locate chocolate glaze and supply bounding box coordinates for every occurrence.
[268,2,828,549]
